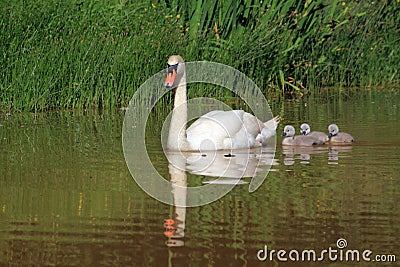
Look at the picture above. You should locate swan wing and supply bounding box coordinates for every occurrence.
[186,110,245,150]
[241,112,264,136]
[187,110,244,137]
[263,116,280,130]
[186,110,277,150]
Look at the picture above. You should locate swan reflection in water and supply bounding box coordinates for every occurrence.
[164,160,187,248]
[164,148,276,247]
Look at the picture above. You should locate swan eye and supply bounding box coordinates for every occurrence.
[167,63,178,74]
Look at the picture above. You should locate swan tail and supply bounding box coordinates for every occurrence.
[263,115,280,130]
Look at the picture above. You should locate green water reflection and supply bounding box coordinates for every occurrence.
[0,89,399,266]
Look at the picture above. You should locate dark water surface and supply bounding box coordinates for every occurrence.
[1,89,399,266]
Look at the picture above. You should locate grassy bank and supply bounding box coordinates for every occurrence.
[1,0,399,111]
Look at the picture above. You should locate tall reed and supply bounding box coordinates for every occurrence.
[1,0,399,111]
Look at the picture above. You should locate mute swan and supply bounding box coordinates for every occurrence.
[327,124,354,144]
[300,123,328,142]
[282,125,325,146]
[164,55,279,151]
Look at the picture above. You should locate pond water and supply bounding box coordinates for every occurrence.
[0,89,399,266]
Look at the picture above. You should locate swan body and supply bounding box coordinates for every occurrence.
[165,55,279,151]
[327,124,354,144]
[300,123,328,142]
[282,125,325,146]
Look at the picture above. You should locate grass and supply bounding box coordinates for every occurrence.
[0,0,399,111]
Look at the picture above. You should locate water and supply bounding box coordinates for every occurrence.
[1,89,399,266]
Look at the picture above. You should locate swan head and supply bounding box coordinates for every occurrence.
[300,123,311,135]
[328,124,339,138]
[281,125,295,137]
[165,55,185,88]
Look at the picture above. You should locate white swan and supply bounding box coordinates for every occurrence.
[164,55,279,151]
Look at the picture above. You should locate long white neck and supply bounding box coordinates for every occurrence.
[167,69,189,151]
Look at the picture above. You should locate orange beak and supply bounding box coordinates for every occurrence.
[165,69,176,88]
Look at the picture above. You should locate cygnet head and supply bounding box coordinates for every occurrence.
[282,125,296,137]
[300,123,311,135]
[328,124,339,138]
